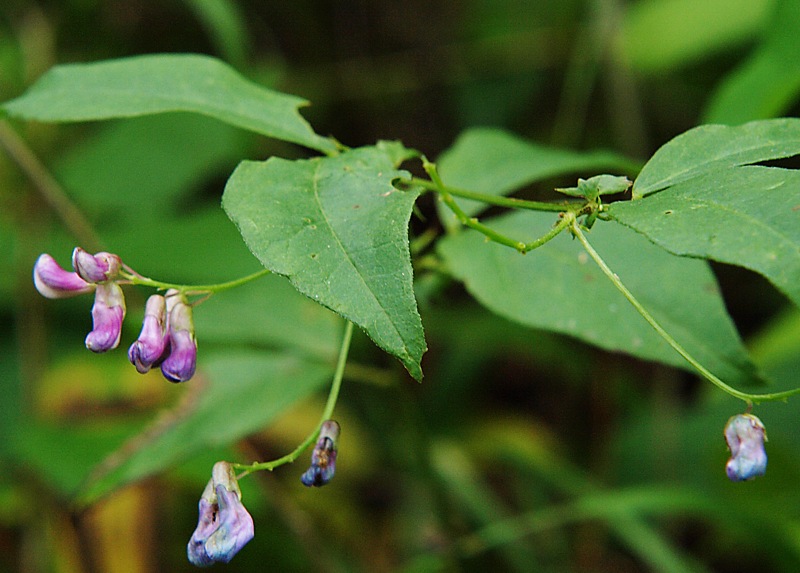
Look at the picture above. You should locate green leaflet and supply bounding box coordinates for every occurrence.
[222,145,426,379]
[609,166,800,308]
[2,53,335,153]
[632,118,800,198]
[438,211,763,388]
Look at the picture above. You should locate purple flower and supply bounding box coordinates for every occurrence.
[188,461,254,567]
[72,247,121,283]
[85,282,126,352]
[160,291,197,382]
[33,253,95,299]
[301,420,340,487]
[725,413,767,482]
[128,294,169,373]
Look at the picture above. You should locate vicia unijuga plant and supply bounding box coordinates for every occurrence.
[3,53,800,565]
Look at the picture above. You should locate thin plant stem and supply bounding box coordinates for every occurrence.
[120,268,271,294]
[411,176,572,212]
[0,120,102,250]
[422,158,570,253]
[235,320,354,477]
[570,217,800,405]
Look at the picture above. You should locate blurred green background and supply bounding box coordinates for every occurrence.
[2,0,800,572]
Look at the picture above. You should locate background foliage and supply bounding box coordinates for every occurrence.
[2,1,800,572]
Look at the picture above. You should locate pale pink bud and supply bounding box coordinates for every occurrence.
[85,282,126,352]
[72,247,121,283]
[33,253,94,299]
[128,294,169,373]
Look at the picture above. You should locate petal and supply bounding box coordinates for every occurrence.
[85,282,126,352]
[33,254,94,299]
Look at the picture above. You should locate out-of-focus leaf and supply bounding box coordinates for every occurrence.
[222,145,426,379]
[704,0,800,124]
[2,54,335,153]
[438,211,762,387]
[55,114,250,219]
[182,0,249,67]
[79,350,333,504]
[632,119,800,198]
[195,275,342,360]
[609,166,800,308]
[619,0,769,72]
[437,127,638,229]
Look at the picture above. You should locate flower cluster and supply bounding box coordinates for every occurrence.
[301,420,340,487]
[724,413,767,482]
[33,248,197,382]
[188,461,254,567]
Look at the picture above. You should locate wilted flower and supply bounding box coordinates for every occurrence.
[128,294,169,373]
[724,413,767,482]
[301,420,340,487]
[85,282,126,352]
[160,291,197,382]
[188,461,254,567]
[33,253,94,299]
[72,247,121,283]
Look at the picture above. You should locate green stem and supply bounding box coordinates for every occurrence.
[422,159,569,254]
[411,176,573,212]
[570,217,800,405]
[0,120,103,251]
[121,268,270,294]
[234,320,354,476]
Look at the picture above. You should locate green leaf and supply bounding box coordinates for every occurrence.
[222,145,426,379]
[79,351,333,504]
[2,54,335,153]
[438,211,762,387]
[619,0,769,72]
[633,118,800,198]
[609,166,800,308]
[437,127,639,229]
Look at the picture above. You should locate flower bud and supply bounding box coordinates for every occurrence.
[85,282,126,352]
[160,291,197,383]
[187,461,254,567]
[33,253,94,299]
[301,420,340,487]
[128,294,169,373]
[72,247,122,283]
[724,413,767,482]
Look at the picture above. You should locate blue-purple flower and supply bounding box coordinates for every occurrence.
[85,282,126,352]
[33,253,94,298]
[128,294,169,373]
[188,461,254,567]
[724,413,767,482]
[160,291,197,383]
[301,420,340,487]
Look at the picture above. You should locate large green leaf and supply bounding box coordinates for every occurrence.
[437,128,638,229]
[609,166,800,308]
[79,351,333,504]
[222,145,426,379]
[633,119,800,198]
[1,54,335,153]
[438,211,762,387]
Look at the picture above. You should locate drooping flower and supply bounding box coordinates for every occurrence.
[85,282,126,352]
[188,461,254,567]
[724,413,767,482]
[301,420,340,487]
[128,294,169,373]
[72,247,121,283]
[160,291,197,382]
[33,253,94,299]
